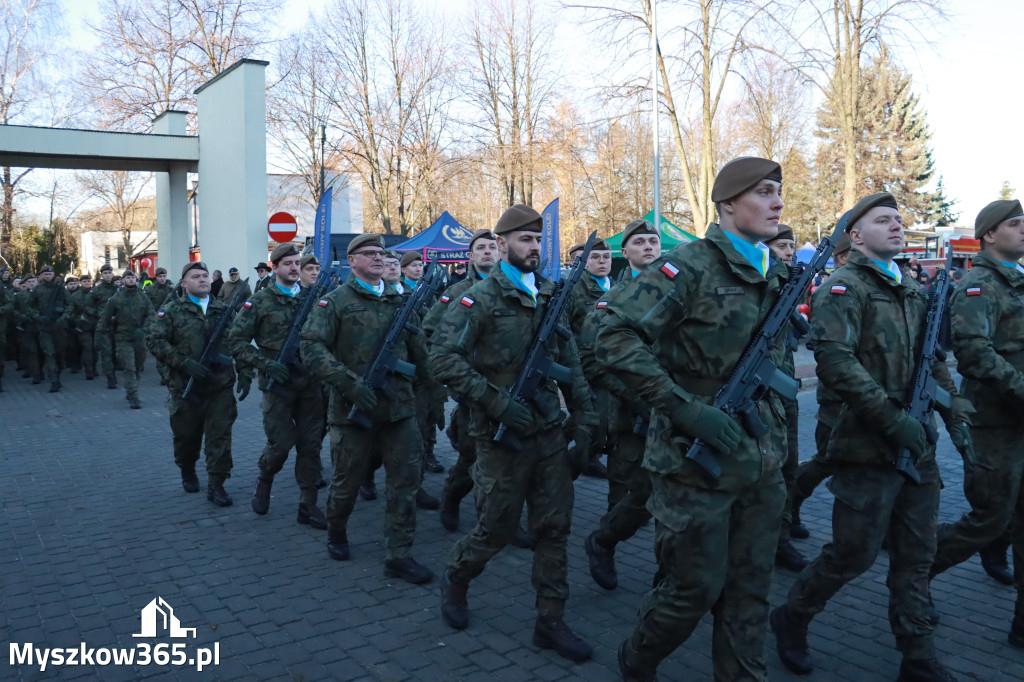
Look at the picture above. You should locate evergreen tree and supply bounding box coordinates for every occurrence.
[928,176,960,227]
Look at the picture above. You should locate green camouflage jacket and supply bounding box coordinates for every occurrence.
[812,249,967,465]
[92,280,118,305]
[144,281,174,311]
[595,223,789,491]
[950,251,1024,427]
[147,295,238,394]
[98,286,154,340]
[227,283,319,393]
[28,279,66,327]
[422,265,486,340]
[0,284,12,323]
[566,272,608,337]
[63,288,93,330]
[429,264,596,440]
[299,276,432,425]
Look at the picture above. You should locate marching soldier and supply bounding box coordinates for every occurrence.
[0,278,12,391]
[97,270,154,409]
[15,274,40,382]
[93,264,119,389]
[227,243,327,529]
[29,265,67,392]
[147,262,249,507]
[431,204,598,663]
[299,253,321,286]
[144,267,174,310]
[300,234,435,585]
[770,192,973,682]
[65,274,99,380]
[62,276,83,374]
[928,199,1024,647]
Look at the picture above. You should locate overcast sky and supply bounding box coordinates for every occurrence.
[57,0,1022,228]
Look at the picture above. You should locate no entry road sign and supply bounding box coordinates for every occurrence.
[268,212,298,243]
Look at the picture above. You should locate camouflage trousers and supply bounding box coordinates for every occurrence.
[793,421,837,507]
[596,429,650,547]
[442,403,476,503]
[74,328,95,375]
[327,417,422,560]
[168,387,237,483]
[448,428,573,617]
[96,329,115,376]
[622,470,786,680]
[37,324,65,382]
[115,339,145,397]
[415,388,438,461]
[779,395,800,536]
[19,330,39,378]
[786,460,940,660]
[258,388,325,505]
[64,327,82,371]
[932,426,1024,591]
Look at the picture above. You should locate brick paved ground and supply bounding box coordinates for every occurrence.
[2,358,1023,681]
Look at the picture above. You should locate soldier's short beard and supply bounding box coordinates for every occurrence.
[507,248,539,273]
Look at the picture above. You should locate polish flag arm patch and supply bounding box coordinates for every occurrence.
[318,299,329,307]
[440,294,450,303]
[243,300,253,308]
[460,296,475,307]
[157,311,165,317]
[660,262,680,279]
[596,300,608,309]
[966,287,982,296]
[830,285,847,295]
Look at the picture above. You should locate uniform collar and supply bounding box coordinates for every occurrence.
[847,249,910,290]
[705,223,786,284]
[972,251,1024,287]
[494,262,552,307]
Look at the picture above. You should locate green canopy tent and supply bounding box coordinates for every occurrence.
[604,210,698,256]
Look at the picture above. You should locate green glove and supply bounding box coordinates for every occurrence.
[669,401,743,453]
[889,414,929,460]
[344,382,378,412]
[264,361,290,384]
[566,426,593,479]
[181,359,211,380]
[947,421,976,469]
[132,327,146,342]
[235,376,251,402]
[499,400,534,434]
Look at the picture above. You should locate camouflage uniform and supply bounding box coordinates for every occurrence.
[227,284,324,506]
[931,252,1024,602]
[0,285,12,388]
[782,249,968,662]
[14,288,40,380]
[595,224,789,680]
[98,286,154,401]
[300,277,431,561]
[430,267,596,618]
[92,278,119,378]
[63,286,98,378]
[792,371,842,512]
[147,295,239,484]
[144,281,174,310]
[28,277,67,385]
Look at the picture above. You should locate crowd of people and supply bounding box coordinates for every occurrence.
[2,155,1023,682]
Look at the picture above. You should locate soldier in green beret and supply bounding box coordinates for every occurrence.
[929,199,1024,648]
[93,264,120,389]
[0,275,12,391]
[300,233,436,585]
[771,192,973,682]
[98,270,154,408]
[63,274,99,380]
[597,157,790,680]
[28,265,67,392]
[227,242,327,529]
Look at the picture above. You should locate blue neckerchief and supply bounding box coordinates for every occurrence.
[997,260,1024,275]
[403,277,418,291]
[589,272,611,292]
[275,281,300,298]
[630,269,641,279]
[870,258,903,282]
[499,261,538,300]
[354,277,384,296]
[187,294,210,314]
[723,231,770,276]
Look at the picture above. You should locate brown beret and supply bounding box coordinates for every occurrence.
[621,219,659,246]
[401,251,423,267]
[468,229,496,250]
[767,225,795,243]
[39,265,53,273]
[270,242,300,264]
[568,243,584,257]
[154,267,167,276]
[846,192,898,232]
[494,204,542,235]
[711,157,783,202]
[181,261,209,278]
[300,253,320,268]
[346,233,385,257]
[79,274,92,281]
[833,230,852,256]
[975,199,1023,240]
[100,264,113,273]
[122,269,136,278]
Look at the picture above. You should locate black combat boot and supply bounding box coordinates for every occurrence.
[440,570,470,630]
[1009,613,1024,649]
[980,542,1014,586]
[180,464,200,493]
[384,556,433,584]
[297,502,327,530]
[128,394,141,409]
[416,487,440,510]
[770,605,813,675]
[510,524,532,549]
[585,531,618,590]
[424,446,444,474]
[790,502,810,539]
[776,539,810,573]
[206,481,233,507]
[251,478,272,514]
[533,614,592,663]
[49,380,60,393]
[581,457,608,479]
[440,492,460,532]
[106,374,117,389]
[327,526,349,560]
[618,641,660,682]
[896,657,959,681]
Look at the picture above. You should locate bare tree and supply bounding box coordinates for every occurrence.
[178,0,279,76]
[78,171,153,262]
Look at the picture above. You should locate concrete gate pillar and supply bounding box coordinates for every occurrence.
[152,110,191,281]
[195,59,269,282]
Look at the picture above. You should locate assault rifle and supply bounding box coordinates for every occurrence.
[896,250,954,484]
[493,230,598,451]
[266,270,338,397]
[347,264,437,429]
[684,218,847,479]
[182,278,249,403]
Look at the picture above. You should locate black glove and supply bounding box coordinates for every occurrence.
[429,403,446,431]
[181,359,211,380]
[344,382,378,412]
[669,401,743,453]
[566,426,593,479]
[264,361,290,384]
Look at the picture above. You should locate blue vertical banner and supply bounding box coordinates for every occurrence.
[313,186,333,266]
[541,198,560,281]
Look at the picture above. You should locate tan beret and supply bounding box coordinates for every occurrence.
[767,225,795,243]
[621,219,659,246]
[468,229,496,250]
[711,157,783,202]
[154,267,167,276]
[401,251,423,267]
[847,192,898,232]
[300,253,320,268]
[975,199,1023,240]
[181,261,209,278]
[346,233,385,257]
[270,242,300,263]
[494,204,542,234]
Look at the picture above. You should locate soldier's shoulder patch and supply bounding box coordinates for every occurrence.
[318,299,329,307]
[460,296,474,307]
[440,294,451,303]
[659,261,680,279]
[829,284,848,295]
[966,286,982,296]
[596,300,609,309]
[157,311,165,317]
[243,300,253,308]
